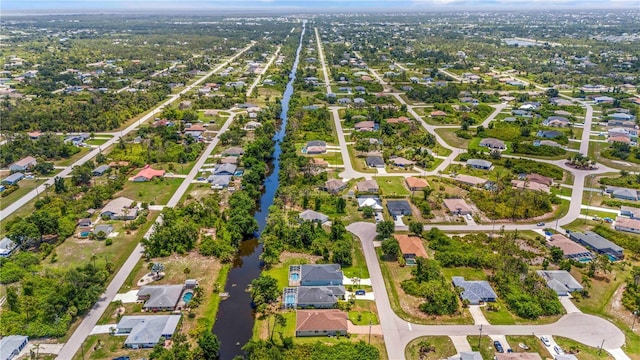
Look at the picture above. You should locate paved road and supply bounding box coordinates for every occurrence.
[246,45,281,97]
[315,27,333,95]
[1,43,254,221]
[346,222,626,359]
[55,96,245,360]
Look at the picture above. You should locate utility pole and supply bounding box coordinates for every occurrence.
[477,324,483,349]
[368,319,372,344]
[632,310,638,331]
[598,339,604,355]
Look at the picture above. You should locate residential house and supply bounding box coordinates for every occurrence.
[220,156,238,165]
[453,174,487,187]
[615,217,640,234]
[0,237,18,258]
[137,284,184,311]
[568,231,624,260]
[0,335,28,360]
[305,140,327,154]
[608,136,631,144]
[594,96,615,103]
[222,147,245,157]
[443,198,473,216]
[609,113,635,121]
[620,206,640,219]
[479,138,506,150]
[365,156,385,168]
[466,159,492,170]
[93,224,114,237]
[357,197,383,212]
[511,180,550,193]
[208,175,232,189]
[547,234,593,261]
[543,116,571,127]
[430,110,447,117]
[27,131,42,140]
[607,120,636,128]
[243,121,262,130]
[324,179,347,194]
[394,234,428,265]
[293,287,345,308]
[405,177,429,191]
[117,315,181,349]
[92,165,110,176]
[101,197,138,220]
[551,98,574,106]
[386,116,411,124]
[495,353,542,360]
[447,352,483,360]
[526,173,553,186]
[299,264,343,286]
[354,121,375,131]
[533,140,561,147]
[2,172,24,186]
[391,156,415,168]
[77,218,92,227]
[213,163,237,176]
[337,98,351,104]
[536,270,583,296]
[387,200,412,217]
[356,179,379,193]
[299,210,329,224]
[511,109,531,117]
[295,309,348,337]
[452,276,497,305]
[606,186,639,201]
[536,130,563,139]
[9,156,36,172]
[129,165,165,182]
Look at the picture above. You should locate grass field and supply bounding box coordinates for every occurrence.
[378,176,410,197]
[554,336,614,360]
[54,147,91,167]
[505,336,552,357]
[405,336,457,360]
[116,177,184,204]
[0,179,45,210]
[435,128,470,149]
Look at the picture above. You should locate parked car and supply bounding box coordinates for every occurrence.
[113,357,130,360]
[494,341,504,353]
[536,222,545,226]
[540,336,551,346]
[355,290,366,295]
[604,217,613,223]
[554,345,564,355]
[592,216,600,221]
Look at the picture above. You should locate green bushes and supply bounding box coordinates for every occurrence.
[511,143,566,157]
[400,258,459,316]
[469,187,555,220]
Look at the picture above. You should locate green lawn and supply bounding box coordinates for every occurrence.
[405,336,457,360]
[378,176,410,197]
[481,298,562,325]
[435,128,470,149]
[468,335,497,360]
[263,254,315,291]
[348,309,379,325]
[85,138,109,146]
[554,336,613,360]
[0,179,45,210]
[116,177,184,204]
[505,336,552,357]
[54,147,91,167]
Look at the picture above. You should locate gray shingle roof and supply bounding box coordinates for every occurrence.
[0,335,28,360]
[570,231,623,253]
[138,285,184,309]
[466,159,492,168]
[214,163,237,175]
[118,315,181,347]
[387,200,412,214]
[299,210,329,223]
[297,286,344,305]
[300,264,343,284]
[536,270,583,294]
[452,277,497,304]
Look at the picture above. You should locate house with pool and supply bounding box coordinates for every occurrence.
[284,264,346,309]
[137,280,198,311]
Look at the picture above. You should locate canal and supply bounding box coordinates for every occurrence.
[212,21,306,359]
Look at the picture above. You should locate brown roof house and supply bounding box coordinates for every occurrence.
[526,173,553,186]
[431,110,447,117]
[394,234,428,265]
[295,309,348,337]
[391,156,415,168]
[547,234,593,262]
[443,198,473,216]
[324,179,347,194]
[405,176,429,191]
[354,121,376,131]
[356,179,379,193]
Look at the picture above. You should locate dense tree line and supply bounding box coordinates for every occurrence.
[0,261,109,337]
[400,258,459,315]
[0,133,81,167]
[242,340,379,360]
[1,84,171,132]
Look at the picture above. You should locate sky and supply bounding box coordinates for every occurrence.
[2,0,638,12]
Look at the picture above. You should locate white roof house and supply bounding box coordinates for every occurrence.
[117,315,181,349]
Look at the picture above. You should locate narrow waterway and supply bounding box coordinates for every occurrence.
[212,21,306,359]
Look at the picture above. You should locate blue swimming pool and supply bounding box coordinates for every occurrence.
[284,294,296,305]
[290,273,299,281]
[80,231,91,237]
[234,170,244,177]
[183,292,194,303]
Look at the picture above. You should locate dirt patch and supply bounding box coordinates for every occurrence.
[279,251,321,264]
[608,283,634,328]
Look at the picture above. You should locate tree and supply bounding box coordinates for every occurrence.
[376,221,394,240]
[381,238,400,260]
[53,176,66,193]
[8,220,41,249]
[362,206,374,218]
[183,267,191,280]
[550,246,564,263]
[409,221,423,236]
[196,331,220,360]
[151,263,164,277]
[329,220,346,241]
[251,274,279,307]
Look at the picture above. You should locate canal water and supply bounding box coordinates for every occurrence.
[212,21,306,359]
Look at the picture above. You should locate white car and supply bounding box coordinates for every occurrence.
[554,345,564,355]
[540,336,551,347]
